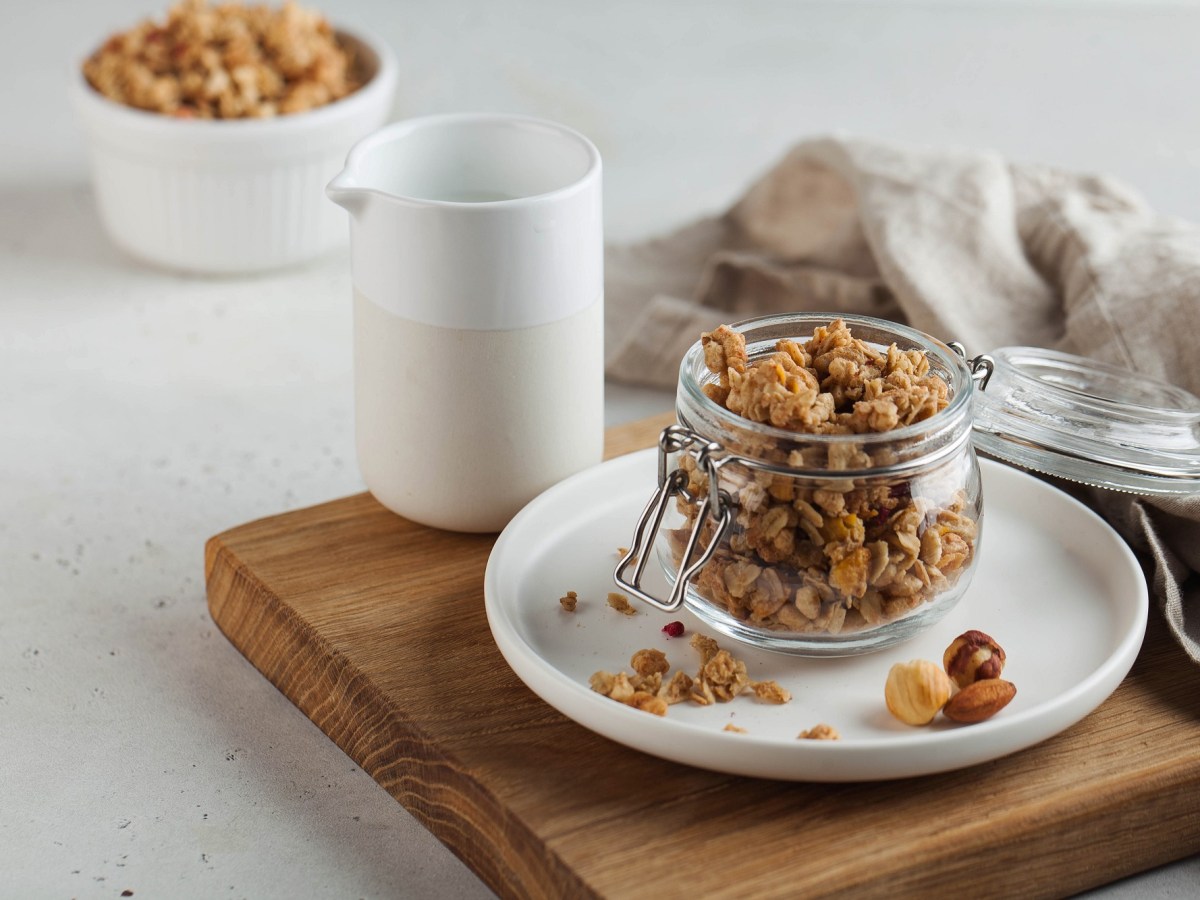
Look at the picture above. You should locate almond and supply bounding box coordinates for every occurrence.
[942,678,1016,724]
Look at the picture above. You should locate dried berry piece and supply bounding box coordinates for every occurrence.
[661,621,685,638]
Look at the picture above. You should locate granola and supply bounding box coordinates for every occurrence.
[669,319,978,636]
[630,648,670,677]
[797,724,841,740]
[750,680,792,704]
[82,0,362,119]
[689,632,720,665]
[589,634,791,717]
[607,592,638,616]
[558,591,578,612]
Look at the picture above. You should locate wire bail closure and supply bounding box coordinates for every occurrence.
[613,424,735,612]
[946,341,995,391]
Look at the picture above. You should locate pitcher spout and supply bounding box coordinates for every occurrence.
[326,170,368,218]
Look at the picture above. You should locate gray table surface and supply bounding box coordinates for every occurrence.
[4,1,1199,896]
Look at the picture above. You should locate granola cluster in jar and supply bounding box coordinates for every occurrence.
[667,319,979,637]
[82,0,362,119]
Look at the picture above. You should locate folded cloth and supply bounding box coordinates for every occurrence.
[605,136,1200,662]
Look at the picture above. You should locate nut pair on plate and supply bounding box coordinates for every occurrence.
[885,630,1016,726]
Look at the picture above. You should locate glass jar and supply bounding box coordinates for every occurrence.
[617,313,984,656]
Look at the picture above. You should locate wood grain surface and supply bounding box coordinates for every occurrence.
[205,413,1200,899]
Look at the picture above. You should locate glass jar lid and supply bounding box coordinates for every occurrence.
[969,346,1200,495]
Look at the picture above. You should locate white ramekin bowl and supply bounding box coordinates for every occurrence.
[72,31,397,274]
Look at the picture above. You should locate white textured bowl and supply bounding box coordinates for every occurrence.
[72,31,397,274]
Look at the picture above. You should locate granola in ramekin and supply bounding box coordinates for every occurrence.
[82,0,362,119]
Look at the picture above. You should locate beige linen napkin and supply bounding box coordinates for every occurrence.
[605,136,1200,663]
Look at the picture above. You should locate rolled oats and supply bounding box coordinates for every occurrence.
[82,0,362,119]
[670,319,978,636]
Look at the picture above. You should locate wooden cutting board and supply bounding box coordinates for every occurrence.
[205,414,1200,899]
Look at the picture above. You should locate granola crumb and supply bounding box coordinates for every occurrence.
[750,680,792,704]
[689,679,716,706]
[659,670,694,705]
[607,592,637,616]
[558,591,578,612]
[591,631,777,720]
[588,670,616,695]
[590,669,668,715]
[689,632,720,664]
[700,649,750,702]
[610,672,635,702]
[630,648,670,677]
[631,671,663,694]
[797,723,841,741]
[630,692,669,716]
[723,723,748,734]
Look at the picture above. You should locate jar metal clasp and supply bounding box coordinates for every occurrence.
[947,341,995,390]
[613,424,735,612]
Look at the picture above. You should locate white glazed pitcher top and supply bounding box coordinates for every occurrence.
[327,113,603,331]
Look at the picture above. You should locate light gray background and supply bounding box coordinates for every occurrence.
[3,1,1199,896]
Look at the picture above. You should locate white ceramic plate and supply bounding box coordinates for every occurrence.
[484,451,1147,781]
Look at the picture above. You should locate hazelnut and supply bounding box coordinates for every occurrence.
[884,660,953,726]
[942,678,1017,723]
[943,630,1006,688]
